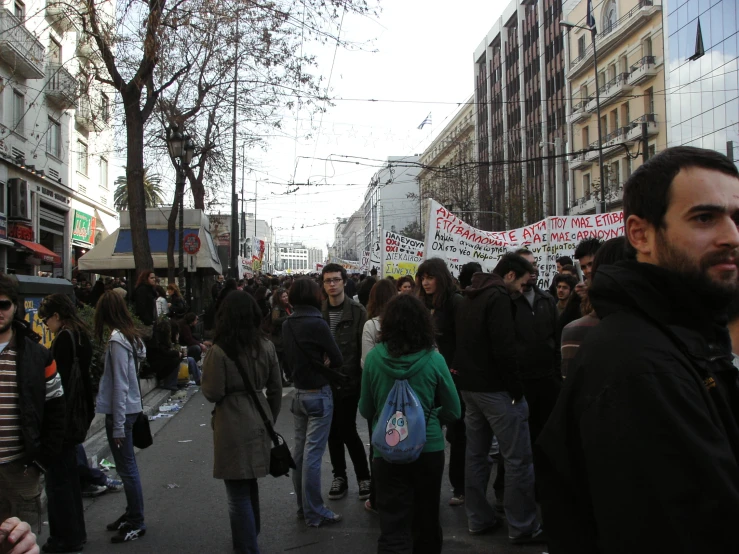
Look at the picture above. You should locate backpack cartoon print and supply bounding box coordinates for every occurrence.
[385,411,409,446]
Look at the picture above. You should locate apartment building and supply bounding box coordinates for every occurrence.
[474,0,568,231]
[277,242,322,273]
[0,0,116,278]
[362,156,420,252]
[564,0,666,215]
[662,0,738,163]
[331,208,363,261]
[417,98,477,229]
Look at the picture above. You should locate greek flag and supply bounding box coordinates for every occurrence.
[417,113,432,129]
[586,0,596,32]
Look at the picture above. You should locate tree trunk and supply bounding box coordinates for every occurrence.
[124,101,154,272]
[187,166,205,210]
[166,183,180,284]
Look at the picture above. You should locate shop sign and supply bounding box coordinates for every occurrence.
[72,210,96,244]
[9,222,33,241]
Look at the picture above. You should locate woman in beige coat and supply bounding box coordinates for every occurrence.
[202,291,282,554]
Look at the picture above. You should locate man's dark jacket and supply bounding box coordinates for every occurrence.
[536,261,739,554]
[452,273,520,395]
[512,286,561,379]
[14,319,66,469]
[426,292,462,370]
[322,297,366,397]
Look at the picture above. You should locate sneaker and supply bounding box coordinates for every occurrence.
[307,513,342,527]
[449,494,465,506]
[364,499,378,514]
[81,484,107,498]
[358,479,371,500]
[328,476,348,500]
[111,527,146,543]
[106,514,130,532]
[105,478,124,492]
[469,519,501,536]
[510,528,547,545]
[41,541,85,553]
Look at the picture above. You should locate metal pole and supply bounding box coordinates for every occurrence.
[229,20,239,279]
[178,166,185,292]
[592,28,606,214]
[642,121,649,163]
[254,179,258,236]
[554,137,564,215]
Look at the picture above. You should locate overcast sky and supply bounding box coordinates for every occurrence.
[247,0,510,255]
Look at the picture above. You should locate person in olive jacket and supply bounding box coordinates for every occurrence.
[320,263,371,502]
[202,291,282,554]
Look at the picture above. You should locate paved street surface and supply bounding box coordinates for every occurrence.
[75,390,546,553]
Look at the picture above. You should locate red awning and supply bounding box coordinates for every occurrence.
[12,239,62,264]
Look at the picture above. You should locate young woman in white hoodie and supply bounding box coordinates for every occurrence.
[94,291,147,544]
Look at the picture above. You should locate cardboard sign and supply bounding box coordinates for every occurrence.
[381,230,424,278]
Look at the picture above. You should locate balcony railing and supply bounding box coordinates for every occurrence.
[0,9,45,79]
[46,62,77,109]
[626,113,659,142]
[596,0,654,42]
[630,55,656,72]
[598,72,631,96]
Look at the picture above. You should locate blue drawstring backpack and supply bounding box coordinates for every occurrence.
[371,379,427,464]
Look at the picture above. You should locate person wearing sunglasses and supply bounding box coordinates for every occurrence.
[0,274,65,540]
[37,294,94,553]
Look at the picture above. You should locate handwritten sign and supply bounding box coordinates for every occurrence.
[381,230,424,278]
[423,199,624,287]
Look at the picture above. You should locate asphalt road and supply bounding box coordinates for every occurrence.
[75,389,546,553]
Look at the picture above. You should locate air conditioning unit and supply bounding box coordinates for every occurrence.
[8,178,31,221]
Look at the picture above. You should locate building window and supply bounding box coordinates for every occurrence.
[622,157,632,180]
[583,173,591,198]
[100,157,108,189]
[577,35,585,58]
[49,38,61,64]
[602,0,617,35]
[47,118,61,158]
[101,93,110,123]
[13,91,24,135]
[648,144,656,158]
[643,37,652,58]
[645,87,654,114]
[14,1,24,21]
[77,140,88,175]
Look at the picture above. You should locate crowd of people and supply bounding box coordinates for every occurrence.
[2,146,739,554]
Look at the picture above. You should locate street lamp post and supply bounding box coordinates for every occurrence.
[561,20,606,214]
[166,124,195,300]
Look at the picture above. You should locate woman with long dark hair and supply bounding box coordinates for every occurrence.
[359,294,460,553]
[415,257,466,505]
[94,291,147,543]
[270,288,293,385]
[395,275,415,295]
[201,292,282,553]
[133,269,157,327]
[38,294,94,553]
[166,283,188,319]
[282,278,344,527]
[88,279,105,308]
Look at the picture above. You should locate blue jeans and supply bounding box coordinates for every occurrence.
[291,386,335,525]
[188,356,201,384]
[76,443,107,487]
[224,479,260,554]
[105,413,145,529]
[461,391,539,538]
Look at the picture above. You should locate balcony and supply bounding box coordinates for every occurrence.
[567,0,661,80]
[628,55,659,86]
[0,9,45,79]
[46,0,77,32]
[626,113,659,143]
[46,63,77,109]
[75,96,103,131]
[588,133,625,160]
[568,100,590,124]
[569,195,596,215]
[587,73,633,112]
[569,151,592,170]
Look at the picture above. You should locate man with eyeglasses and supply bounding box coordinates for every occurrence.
[511,248,561,448]
[320,263,371,502]
[0,273,65,533]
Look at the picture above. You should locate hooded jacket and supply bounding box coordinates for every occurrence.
[536,261,739,554]
[359,343,460,457]
[452,272,520,394]
[96,330,147,439]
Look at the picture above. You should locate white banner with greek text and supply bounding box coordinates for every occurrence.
[381,230,425,278]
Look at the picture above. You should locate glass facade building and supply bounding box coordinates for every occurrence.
[664,0,739,163]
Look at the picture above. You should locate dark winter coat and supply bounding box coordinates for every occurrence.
[452,273,520,395]
[425,292,462,369]
[512,286,561,379]
[536,261,739,554]
[133,284,157,326]
[51,329,93,445]
[322,297,367,397]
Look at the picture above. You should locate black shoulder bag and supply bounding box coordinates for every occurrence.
[226,350,295,478]
[55,330,93,444]
[130,342,153,449]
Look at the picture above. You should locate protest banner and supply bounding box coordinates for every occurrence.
[381,230,425,278]
[359,250,370,273]
[370,242,381,272]
[423,199,624,287]
[328,256,360,270]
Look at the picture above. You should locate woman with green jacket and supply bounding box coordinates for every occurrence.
[359,294,461,554]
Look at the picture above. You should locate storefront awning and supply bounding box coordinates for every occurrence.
[12,239,62,264]
[78,227,222,275]
[94,209,119,238]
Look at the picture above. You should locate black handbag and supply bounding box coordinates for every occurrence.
[227,350,295,477]
[130,344,153,449]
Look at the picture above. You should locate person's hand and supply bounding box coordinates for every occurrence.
[167,303,172,308]
[575,281,588,299]
[0,517,39,554]
[113,437,124,449]
[323,353,331,367]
